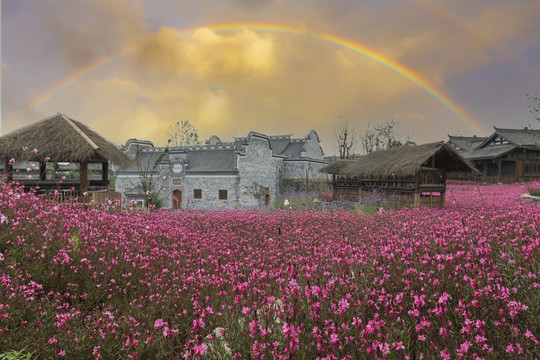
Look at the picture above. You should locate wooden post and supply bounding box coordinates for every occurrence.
[102,162,109,187]
[414,173,420,207]
[39,162,47,181]
[80,161,88,193]
[497,159,502,183]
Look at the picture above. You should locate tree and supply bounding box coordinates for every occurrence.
[526,92,540,122]
[133,144,169,209]
[360,120,404,154]
[167,120,201,147]
[333,117,357,159]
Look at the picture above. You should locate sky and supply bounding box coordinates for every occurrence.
[2,0,540,155]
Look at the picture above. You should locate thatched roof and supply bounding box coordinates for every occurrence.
[321,141,478,177]
[0,113,131,166]
[319,159,356,174]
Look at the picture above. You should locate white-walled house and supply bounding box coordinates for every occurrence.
[115,130,328,210]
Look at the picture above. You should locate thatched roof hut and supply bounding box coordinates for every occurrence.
[0,113,131,194]
[0,113,131,166]
[321,141,477,177]
[321,142,478,207]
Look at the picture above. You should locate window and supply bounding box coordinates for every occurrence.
[194,189,202,199]
[219,189,228,200]
[524,163,539,175]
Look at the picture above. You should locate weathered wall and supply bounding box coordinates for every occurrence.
[282,159,328,181]
[237,135,281,208]
[301,130,325,159]
[180,175,240,210]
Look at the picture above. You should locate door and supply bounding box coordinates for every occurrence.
[172,189,183,210]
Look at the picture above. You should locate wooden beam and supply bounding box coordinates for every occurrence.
[61,114,100,151]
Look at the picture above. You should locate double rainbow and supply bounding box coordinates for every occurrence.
[30,23,487,134]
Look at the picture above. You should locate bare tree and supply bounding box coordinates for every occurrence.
[526,92,540,122]
[132,145,169,208]
[333,117,357,159]
[167,120,201,147]
[360,120,404,154]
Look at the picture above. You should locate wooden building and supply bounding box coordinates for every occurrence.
[321,141,477,208]
[0,113,131,204]
[449,127,540,183]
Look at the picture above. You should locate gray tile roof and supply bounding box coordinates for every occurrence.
[186,149,236,173]
[268,136,293,155]
[448,135,487,151]
[281,140,305,158]
[465,144,516,160]
[492,127,540,146]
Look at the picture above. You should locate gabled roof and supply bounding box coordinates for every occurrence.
[321,142,477,177]
[0,113,131,166]
[477,127,540,149]
[448,135,488,151]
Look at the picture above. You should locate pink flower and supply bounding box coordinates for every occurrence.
[440,349,451,360]
[154,318,167,328]
[330,333,340,344]
[194,343,207,355]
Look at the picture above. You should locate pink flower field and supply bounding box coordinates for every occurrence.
[0,182,538,359]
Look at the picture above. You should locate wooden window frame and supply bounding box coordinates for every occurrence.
[193,189,202,199]
[218,189,228,200]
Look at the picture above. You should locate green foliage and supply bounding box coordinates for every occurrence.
[0,348,35,360]
[360,119,404,154]
[167,120,201,147]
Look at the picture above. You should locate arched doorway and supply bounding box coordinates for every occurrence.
[172,189,183,210]
[264,193,271,208]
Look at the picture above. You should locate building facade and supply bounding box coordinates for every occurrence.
[449,127,540,183]
[115,130,328,210]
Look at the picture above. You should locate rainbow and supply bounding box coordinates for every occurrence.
[29,22,487,134]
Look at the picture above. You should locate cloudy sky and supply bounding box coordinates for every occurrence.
[2,0,540,155]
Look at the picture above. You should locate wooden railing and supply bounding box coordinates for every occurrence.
[333,168,446,193]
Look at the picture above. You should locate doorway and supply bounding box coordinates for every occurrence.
[264,193,271,208]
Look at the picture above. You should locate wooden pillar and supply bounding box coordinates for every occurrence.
[80,161,88,193]
[497,159,502,183]
[4,159,13,182]
[332,174,336,200]
[102,162,109,187]
[413,193,421,207]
